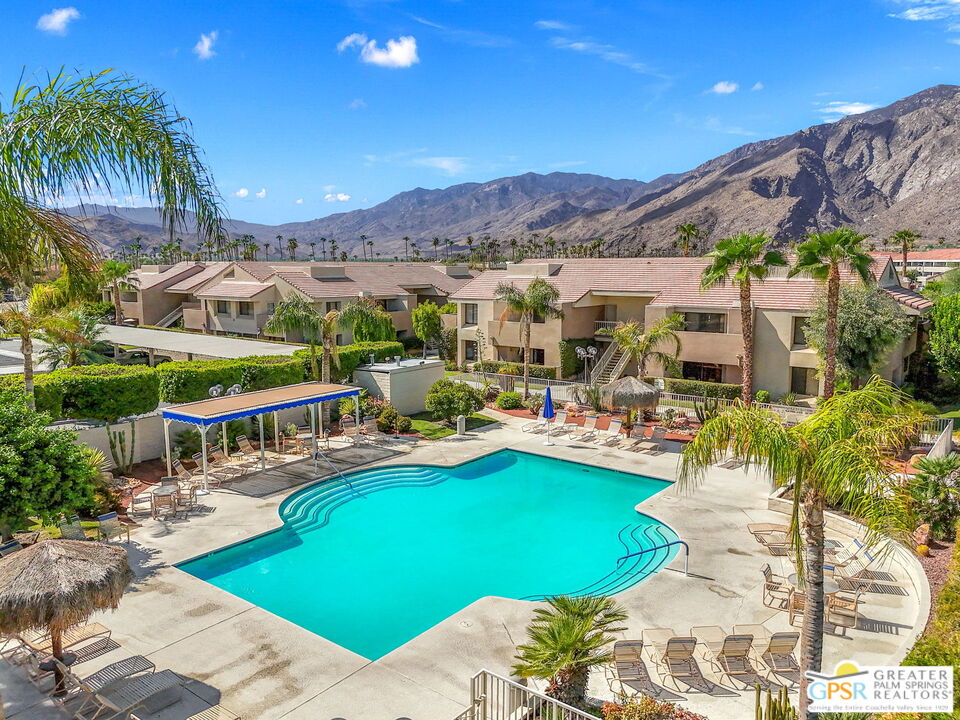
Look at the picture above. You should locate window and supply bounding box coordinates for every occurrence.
[238,302,252,316]
[216,300,228,315]
[790,367,818,395]
[267,302,276,314]
[683,312,726,333]
[335,333,344,346]
[682,361,723,383]
[464,340,477,361]
[326,301,341,313]
[464,303,478,325]
[792,317,809,347]
[530,348,545,365]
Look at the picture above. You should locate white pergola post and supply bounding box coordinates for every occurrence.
[163,418,173,476]
[310,401,319,471]
[257,414,266,471]
[197,424,210,493]
[221,420,228,453]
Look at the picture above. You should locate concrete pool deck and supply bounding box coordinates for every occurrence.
[2,412,930,720]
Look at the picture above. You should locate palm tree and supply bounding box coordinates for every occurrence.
[701,233,786,403]
[287,237,299,261]
[788,228,872,398]
[262,242,271,259]
[0,285,65,410]
[320,237,327,260]
[0,68,221,292]
[432,237,441,259]
[494,277,563,398]
[38,310,110,368]
[888,229,920,279]
[680,378,926,718]
[675,222,703,257]
[359,234,368,261]
[367,238,374,261]
[403,236,410,261]
[98,260,138,325]
[275,234,285,260]
[611,314,684,378]
[309,241,316,260]
[513,595,627,706]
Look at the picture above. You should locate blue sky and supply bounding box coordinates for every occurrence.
[3,1,959,224]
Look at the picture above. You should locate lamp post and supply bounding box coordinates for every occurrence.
[576,345,598,383]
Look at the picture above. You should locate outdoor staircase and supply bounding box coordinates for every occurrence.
[155,306,184,328]
[590,340,629,384]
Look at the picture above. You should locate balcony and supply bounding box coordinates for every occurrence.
[594,320,619,337]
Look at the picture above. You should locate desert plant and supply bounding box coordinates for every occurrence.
[574,382,604,412]
[778,392,799,406]
[910,453,960,538]
[524,392,545,414]
[755,685,797,720]
[693,397,721,424]
[495,391,523,410]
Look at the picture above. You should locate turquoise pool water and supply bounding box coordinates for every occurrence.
[178,449,678,660]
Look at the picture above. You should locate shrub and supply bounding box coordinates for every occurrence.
[394,414,412,433]
[495,391,523,410]
[777,392,799,406]
[754,390,771,403]
[557,338,594,378]
[424,379,484,421]
[471,360,557,379]
[526,365,558,380]
[602,696,708,720]
[498,362,521,376]
[295,340,404,381]
[157,355,305,403]
[663,377,742,400]
[0,375,64,417]
[524,392,545,414]
[238,355,305,391]
[376,404,413,434]
[52,365,160,422]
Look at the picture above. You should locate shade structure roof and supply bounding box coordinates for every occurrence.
[601,376,660,411]
[162,381,359,425]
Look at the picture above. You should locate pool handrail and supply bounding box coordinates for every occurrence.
[616,539,689,577]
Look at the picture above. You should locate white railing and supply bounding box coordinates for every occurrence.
[594,320,619,333]
[589,341,621,384]
[454,670,599,720]
[922,417,955,451]
[656,392,814,423]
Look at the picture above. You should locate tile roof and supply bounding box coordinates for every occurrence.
[883,286,933,311]
[164,262,231,292]
[195,281,274,299]
[872,249,960,261]
[130,262,202,290]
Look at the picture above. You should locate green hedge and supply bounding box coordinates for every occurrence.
[157,355,305,403]
[51,365,160,422]
[472,360,558,380]
[294,340,404,381]
[557,338,594,378]
[662,378,742,400]
[0,375,65,417]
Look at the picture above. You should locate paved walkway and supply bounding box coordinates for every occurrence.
[1,414,930,720]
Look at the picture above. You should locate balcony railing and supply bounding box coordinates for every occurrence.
[594,320,619,334]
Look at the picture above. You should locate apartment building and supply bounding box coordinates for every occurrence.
[879,248,960,287]
[450,256,930,398]
[104,261,476,343]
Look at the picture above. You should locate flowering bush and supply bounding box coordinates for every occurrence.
[602,696,708,720]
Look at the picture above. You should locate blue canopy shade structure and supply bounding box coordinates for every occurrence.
[161,381,361,490]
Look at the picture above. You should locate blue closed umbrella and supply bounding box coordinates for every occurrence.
[543,387,556,446]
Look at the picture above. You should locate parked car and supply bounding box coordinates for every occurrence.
[111,349,172,365]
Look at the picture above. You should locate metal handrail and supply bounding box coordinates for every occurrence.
[312,447,355,492]
[590,339,621,384]
[617,539,689,577]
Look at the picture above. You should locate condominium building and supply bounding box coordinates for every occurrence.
[879,248,960,287]
[450,255,930,398]
[103,261,476,343]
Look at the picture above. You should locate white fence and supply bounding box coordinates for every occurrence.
[925,418,955,457]
[454,670,598,720]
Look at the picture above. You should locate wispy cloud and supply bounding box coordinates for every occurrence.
[708,80,739,94]
[37,7,80,35]
[410,15,512,47]
[412,156,468,175]
[255,188,267,199]
[549,160,588,168]
[348,98,367,109]
[232,187,249,198]
[889,0,960,41]
[751,81,764,91]
[338,33,419,68]
[817,101,879,119]
[322,184,337,192]
[194,30,218,60]
[295,198,303,205]
[324,193,352,202]
[548,37,665,77]
[534,19,571,30]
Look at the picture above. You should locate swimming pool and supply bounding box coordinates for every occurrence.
[178,449,679,660]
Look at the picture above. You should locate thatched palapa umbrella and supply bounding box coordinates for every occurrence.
[0,539,132,687]
[601,376,660,412]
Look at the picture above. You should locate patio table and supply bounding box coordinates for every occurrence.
[94,669,182,717]
[787,573,840,595]
[150,485,179,518]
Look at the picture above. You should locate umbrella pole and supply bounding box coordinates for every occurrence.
[50,624,65,694]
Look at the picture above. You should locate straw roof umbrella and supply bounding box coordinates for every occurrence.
[0,539,131,687]
[600,376,660,412]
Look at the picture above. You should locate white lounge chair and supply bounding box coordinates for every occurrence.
[569,413,600,441]
[623,426,668,453]
[594,417,624,445]
[521,409,547,433]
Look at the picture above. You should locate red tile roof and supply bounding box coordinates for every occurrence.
[883,286,933,311]
[194,281,274,299]
[872,249,960,261]
[165,262,231,292]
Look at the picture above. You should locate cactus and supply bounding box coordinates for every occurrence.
[755,685,796,720]
[694,397,721,424]
[107,420,137,475]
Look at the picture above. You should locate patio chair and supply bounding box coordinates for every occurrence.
[787,590,805,626]
[748,523,789,541]
[826,589,863,634]
[188,455,228,487]
[548,409,576,433]
[653,637,701,691]
[594,417,624,445]
[58,515,89,541]
[174,485,199,519]
[761,563,792,610]
[236,434,281,466]
[0,540,23,557]
[363,417,397,442]
[340,417,362,443]
[186,706,241,720]
[827,544,900,589]
[708,634,764,689]
[209,446,246,478]
[78,668,183,720]
[626,426,668,453]
[608,640,659,698]
[23,623,111,655]
[54,655,155,713]
[754,632,800,684]
[127,490,153,518]
[521,408,547,433]
[97,512,130,543]
[569,413,600,441]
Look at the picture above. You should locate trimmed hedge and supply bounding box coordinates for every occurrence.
[662,378,742,400]
[472,360,558,380]
[0,374,65,417]
[51,365,160,422]
[294,340,404,381]
[157,355,305,403]
[495,391,523,410]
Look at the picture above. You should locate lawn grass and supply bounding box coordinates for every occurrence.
[409,412,498,439]
[937,401,960,419]
[26,519,100,539]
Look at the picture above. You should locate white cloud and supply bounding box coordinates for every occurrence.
[534,20,571,30]
[322,184,337,192]
[412,156,468,175]
[751,81,764,91]
[348,98,367,110]
[232,187,249,198]
[194,30,218,60]
[338,33,419,68]
[708,81,739,94]
[255,188,267,199]
[891,5,955,21]
[818,101,879,119]
[37,7,80,35]
[295,198,304,204]
[549,160,588,168]
[548,37,662,77]
[324,193,352,202]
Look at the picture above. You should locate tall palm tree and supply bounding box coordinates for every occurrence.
[286,237,299,261]
[275,234,285,260]
[680,378,926,718]
[611,314,684,377]
[494,277,563,398]
[262,242,271,259]
[701,233,786,403]
[359,234,368,260]
[674,222,703,257]
[0,285,65,410]
[38,310,110,368]
[888,229,920,279]
[403,236,410,261]
[98,260,138,325]
[513,595,627,706]
[0,69,221,289]
[788,228,873,398]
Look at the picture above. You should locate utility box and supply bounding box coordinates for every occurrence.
[353,357,445,416]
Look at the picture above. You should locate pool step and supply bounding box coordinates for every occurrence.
[281,466,449,533]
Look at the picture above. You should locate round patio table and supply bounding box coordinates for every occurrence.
[788,573,840,595]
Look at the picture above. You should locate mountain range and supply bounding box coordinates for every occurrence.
[65,84,960,257]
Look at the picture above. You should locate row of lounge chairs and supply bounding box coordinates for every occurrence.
[521,410,670,452]
[2,622,239,720]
